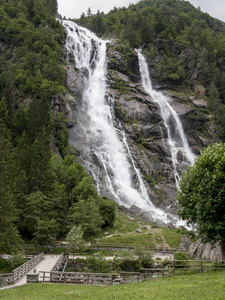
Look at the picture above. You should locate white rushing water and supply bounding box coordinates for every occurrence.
[62,20,176,224]
[136,49,196,187]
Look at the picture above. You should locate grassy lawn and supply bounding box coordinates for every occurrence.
[1,271,225,299]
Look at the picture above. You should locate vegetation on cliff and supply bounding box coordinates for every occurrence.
[0,0,115,253]
[75,0,225,141]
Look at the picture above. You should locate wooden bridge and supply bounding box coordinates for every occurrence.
[0,253,62,290]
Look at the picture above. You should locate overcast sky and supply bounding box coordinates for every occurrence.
[57,0,225,22]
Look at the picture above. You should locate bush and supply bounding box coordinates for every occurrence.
[0,255,27,273]
[86,256,110,273]
[174,251,189,268]
[114,258,142,272]
[174,251,189,261]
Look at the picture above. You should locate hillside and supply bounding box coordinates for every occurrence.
[76,0,225,141]
[1,0,225,252]
[0,0,116,253]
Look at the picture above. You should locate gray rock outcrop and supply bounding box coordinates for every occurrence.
[179,236,223,261]
[189,239,223,261]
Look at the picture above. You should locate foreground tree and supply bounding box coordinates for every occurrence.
[177,143,225,258]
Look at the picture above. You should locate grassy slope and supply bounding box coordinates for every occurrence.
[1,271,225,299]
[98,211,186,249]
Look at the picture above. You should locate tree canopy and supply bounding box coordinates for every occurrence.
[177,143,225,256]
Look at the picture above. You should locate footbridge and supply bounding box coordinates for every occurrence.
[0,253,63,291]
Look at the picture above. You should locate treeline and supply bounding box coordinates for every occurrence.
[76,0,225,140]
[0,0,116,253]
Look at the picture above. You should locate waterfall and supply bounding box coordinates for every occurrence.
[62,20,177,224]
[136,49,195,187]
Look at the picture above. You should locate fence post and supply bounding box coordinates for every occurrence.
[200,261,203,273]
[173,261,175,276]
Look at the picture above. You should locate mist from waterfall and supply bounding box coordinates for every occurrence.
[136,49,196,187]
[62,20,178,224]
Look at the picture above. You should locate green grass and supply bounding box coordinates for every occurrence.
[1,271,225,299]
[103,233,154,245]
[161,228,183,248]
[97,211,187,248]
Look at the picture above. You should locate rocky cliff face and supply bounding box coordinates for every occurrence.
[105,44,214,213]
[61,41,214,217]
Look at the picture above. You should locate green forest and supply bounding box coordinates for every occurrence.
[1,0,225,253]
[0,0,116,254]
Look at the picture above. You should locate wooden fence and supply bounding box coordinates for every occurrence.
[0,273,14,286]
[32,260,225,286]
[50,253,67,272]
[13,252,44,281]
[167,260,225,276]
[141,268,167,279]
[119,271,142,283]
[142,260,225,279]
[91,243,178,253]
[39,271,119,285]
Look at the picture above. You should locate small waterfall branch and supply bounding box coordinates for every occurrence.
[136,49,196,187]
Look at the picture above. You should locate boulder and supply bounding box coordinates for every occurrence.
[190,98,208,108]
[179,235,193,251]
[188,239,223,261]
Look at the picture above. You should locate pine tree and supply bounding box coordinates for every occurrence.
[0,98,21,253]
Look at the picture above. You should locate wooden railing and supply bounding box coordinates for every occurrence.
[13,252,44,281]
[0,273,14,286]
[50,253,66,272]
[167,260,225,276]
[141,268,167,279]
[141,260,225,279]
[39,271,119,285]
[119,271,142,283]
[91,243,178,252]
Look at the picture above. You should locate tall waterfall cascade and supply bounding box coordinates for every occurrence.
[136,50,196,187]
[62,20,185,225]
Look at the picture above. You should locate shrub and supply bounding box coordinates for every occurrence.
[174,251,189,261]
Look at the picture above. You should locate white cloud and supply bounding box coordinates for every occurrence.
[187,0,225,22]
[57,0,140,19]
[57,0,225,22]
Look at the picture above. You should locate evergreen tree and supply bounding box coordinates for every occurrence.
[29,127,53,193]
[0,98,21,253]
[207,81,221,113]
